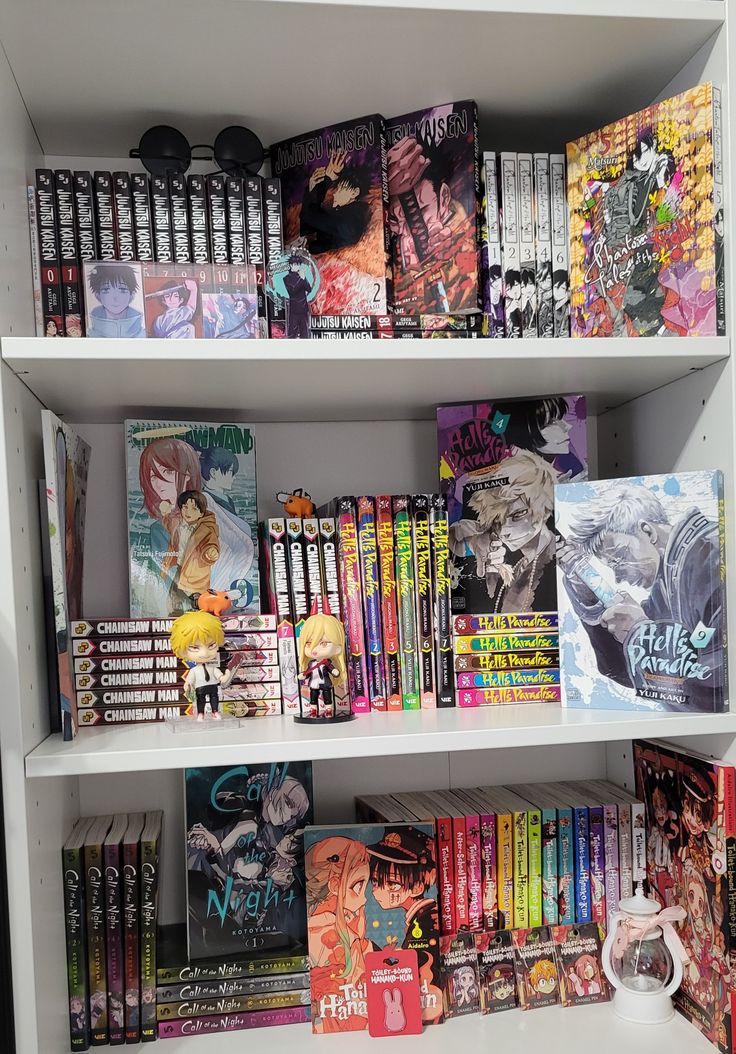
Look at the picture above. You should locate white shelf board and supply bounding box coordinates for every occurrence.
[126,1001,713,1054]
[2,336,728,422]
[24,704,736,778]
[0,0,723,156]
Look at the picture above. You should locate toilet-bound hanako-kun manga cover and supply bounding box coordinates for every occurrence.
[634,739,733,1054]
[304,824,443,1033]
[126,419,258,617]
[567,82,725,338]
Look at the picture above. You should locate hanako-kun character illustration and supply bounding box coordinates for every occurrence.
[679,765,720,881]
[528,958,558,1000]
[85,262,145,338]
[487,963,516,1008]
[161,490,221,611]
[452,965,479,1008]
[680,858,728,1003]
[170,610,236,721]
[297,599,348,720]
[367,826,438,941]
[450,449,558,612]
[568,954,603,997]
[306,835,375,1032]
[643,768,679,907]
[148,277,199,338]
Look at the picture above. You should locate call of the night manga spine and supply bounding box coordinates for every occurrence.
[335,497,370,713]
[112,172,136,263]
[262,177,285,337]
[244,176,268,337]
[225,175,247,267]
[169,174,192,263]
[157,988,310,1021]
[54,169,83,337]
[86,815,112,1045]
[156,972,309,1002]
[140,812,163,1042]
[412,495,435,708]
[187,174,210,264]
[131,174,155,263]
[533,154,554,338]
[122,813,144,1044]
[393,495,419,710]
[375,496,402,712]
[356,497,387,711]
[151,176,174,263]
[550,153,570,337]
[93,171,117,262]
[499,153,521,338]
[157,1005,310,1038]
[207,173,229,267]
[430,493,454,707]
[517,152,537,337]
[262,518,300,717]
[63,818,92,1051]
[36,169,64,336]
[104,815,127,1045]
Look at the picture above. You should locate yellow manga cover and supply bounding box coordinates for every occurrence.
[496,812,514,929]
[512,810,529,929]
[567,82,724,337]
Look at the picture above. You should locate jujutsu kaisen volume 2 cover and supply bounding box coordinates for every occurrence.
[271,114,392,316]
[386,100,480,315]
[567,82,725,337]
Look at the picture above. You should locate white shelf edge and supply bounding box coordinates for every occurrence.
[24,705,736,778]
[241,0,724,19]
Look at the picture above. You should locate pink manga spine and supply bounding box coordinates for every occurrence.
[158,1005,310,1038]
[457,685,562,706]
[465,811,483,931]
[479,810,498,931]
[337,502,370,713]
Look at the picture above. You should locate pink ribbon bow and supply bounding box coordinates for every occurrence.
[611,906,690,965]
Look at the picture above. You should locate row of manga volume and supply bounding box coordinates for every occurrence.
[29,83,724,340]
[634,738,736,1054]
[356,779,646,937]
[29,169,281,337]
[70,614,281,730]
[62,811,162,1049]
[263,494,455,715]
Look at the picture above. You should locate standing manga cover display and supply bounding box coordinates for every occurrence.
[185,763,313,960]
[634,740,733,1051]
[567,82,725,337]
[556,470,727,712]
[126,419,258,617]
[304,823,443,1033]
[142,263,203,338]
[437,395,588,614]
[42,411,90,740]
[386,100,480,314]
[83,260,146,339]
[271,114,392,315]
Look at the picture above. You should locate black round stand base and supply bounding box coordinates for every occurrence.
[293,713,356,725]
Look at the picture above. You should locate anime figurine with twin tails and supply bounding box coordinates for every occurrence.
[297,596,353,723]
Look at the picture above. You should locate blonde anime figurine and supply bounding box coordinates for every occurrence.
[170,610,237,721]
[297,597,352,723]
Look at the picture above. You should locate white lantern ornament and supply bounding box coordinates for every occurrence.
[602,885,689,1025]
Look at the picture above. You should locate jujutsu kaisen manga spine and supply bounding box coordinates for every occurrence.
[73,172,98,272]
[170,173,192,264]
[36,169,64,336]
[550,153,570,337]
[93,171,117,262]
[54,169,83,337]
[430,493,454,708]
[412,495,436,709]
[356,496,387,711]
[244,176,268,338]
[151,176,174,263]
[262,519,300,716]
[113,171,136,262]
[131,174,155,263]
[207,173,230,266]
[481,152,504,337]
[517,152,537,338]
[262,178,286,338]
[225,175,247,267]
[499,153,521,338]
[533,154,554,339]
[375,495,402,712]
[378,120,395,311]
[335,497,370,714]
[187,175,210,264]
[393,495,419,710]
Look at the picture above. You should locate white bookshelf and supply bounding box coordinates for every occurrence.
[0,2,733,1053]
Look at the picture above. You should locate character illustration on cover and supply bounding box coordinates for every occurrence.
[486,263,505,334]
[147,277,199,338]
[187,766,310,946]
[134,434,254,614]
[526,958,558,1002]
[203,291,257,339]
[558,483,723,710]
[449,964,479,1009]
[388,103,477,313]
[576,120,717,337]
[86,263,145,339]
[567,953,603,997]
[306,826,442,1033]
[641,765,679,906]
[485,963,515,1009]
